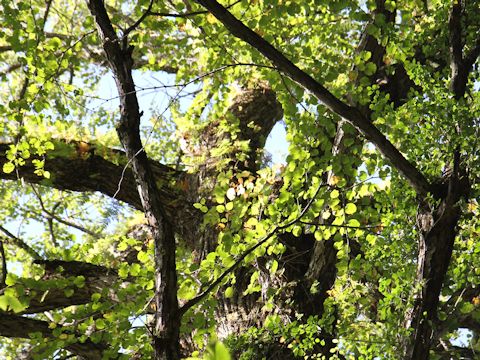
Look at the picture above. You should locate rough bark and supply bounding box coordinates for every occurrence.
[86,0,180,358]
[0,141,181,207]
[403,177,467,359]
[0,313,109,359]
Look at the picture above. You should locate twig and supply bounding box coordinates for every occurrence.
[0,226,41,260]
[30,185,102,239]
[123,0,154,38]
[298,220,380,232]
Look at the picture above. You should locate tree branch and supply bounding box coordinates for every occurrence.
[149,0,241,18]
[123,0,154,37]
[30,185,103,239]
[448,0,469,98]
[1,141,184,209]
[0,312,109,359]
[0,226,41,260]
[464,33,480,68]
[0,241,6,289]
[87,0,181,357]
[192,0,432,196]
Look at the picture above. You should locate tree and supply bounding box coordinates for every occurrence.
[0,0,479,359]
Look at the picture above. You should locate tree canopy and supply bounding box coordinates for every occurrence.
[0,0,479,359]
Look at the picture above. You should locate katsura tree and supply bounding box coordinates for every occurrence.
[0,0,479,359]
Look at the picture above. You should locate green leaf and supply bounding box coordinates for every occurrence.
[2,162,15,174]
[364,62,377,76]
[270,260,278,275]
[0,294,28,313]
[225,287,234,298]
[345,203,357,215]
[95,318,106,330]
[459,301,474,314]
[292,225,302,237]
[0,295,9,311]
[330,189,340,199]
[130,263,141,276]
[205,341,231,360]
[137,250,150,263]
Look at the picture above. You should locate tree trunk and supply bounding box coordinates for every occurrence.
[403,169,469,359]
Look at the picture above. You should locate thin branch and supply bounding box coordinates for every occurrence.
[464,32,480,68]
[149,0,241,18]
[0,241,7,289]
[192,0,432,196]
[0,63,22,77]
[0,226,41,260]
[30,185,102,239]
[179,181,325,315]
[42,0,53,27]
[0,45,13,53]
[298,220,380,232]
[123,0,154,37]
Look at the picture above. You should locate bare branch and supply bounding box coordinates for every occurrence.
[0,45,13,53]
[0,226,41,260]
[0,63,22,77]
[30,185,103,239]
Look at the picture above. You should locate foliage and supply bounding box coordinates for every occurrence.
[0,0,479,359]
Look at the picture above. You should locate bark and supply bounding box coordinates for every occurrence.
[10,260,116,314]
[86,0,180,358]
[0,313,109,359]
[403,189,464,358]
[0,141,182,209]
